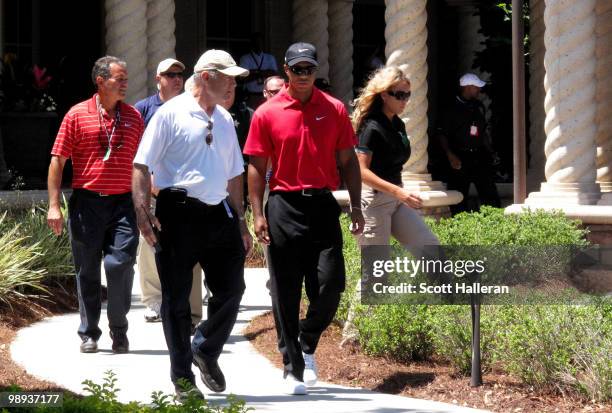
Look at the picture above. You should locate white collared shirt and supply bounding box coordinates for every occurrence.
[134,92,244,205]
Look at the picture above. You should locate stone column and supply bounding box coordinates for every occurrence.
[292,0,329,81]
[527,0,547,193]
[595,0,612,203]
[526,0,600,205]
[385,0,462,215]
[146,0,177,95]
[105,0,148,104]
[328,0,354,106]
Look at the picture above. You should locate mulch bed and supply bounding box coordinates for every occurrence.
[244,309,611,413]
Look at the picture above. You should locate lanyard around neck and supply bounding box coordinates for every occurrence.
[97,96,121,162]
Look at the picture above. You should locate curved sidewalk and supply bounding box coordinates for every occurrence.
[11,268,490,413]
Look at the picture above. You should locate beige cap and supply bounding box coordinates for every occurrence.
[194,50,249,77]
[157,58,185,75]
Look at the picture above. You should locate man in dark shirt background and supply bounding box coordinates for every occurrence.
[436,73,500,214]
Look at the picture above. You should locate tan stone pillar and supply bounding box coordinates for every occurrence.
[526,0,601,205]
[292,0,329,81]
[146,0,177,95]
[105,0,148,104]
[527,0,547,193]
[328,0,354,106]
[595,0,612,203]
[385,0,462,214]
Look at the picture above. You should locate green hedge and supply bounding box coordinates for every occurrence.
[1,371,251,412]
[0,202,73,307]
[339,207,611,401]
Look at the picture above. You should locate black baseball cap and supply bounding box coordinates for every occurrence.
[285,42,318,67]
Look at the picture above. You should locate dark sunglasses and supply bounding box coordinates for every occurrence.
[387,90,411,101]
[205,119,213,145]
[162,72,184,79]
[289,65,318,76]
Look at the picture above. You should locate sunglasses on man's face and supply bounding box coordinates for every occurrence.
[386,90,411,101]
[205,119,213,145]
[289,65,318,76]
[162,72,184,79]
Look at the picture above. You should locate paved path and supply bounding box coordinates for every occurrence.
[11,268,489,412]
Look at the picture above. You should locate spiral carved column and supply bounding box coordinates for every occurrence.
[527,0,547,193]
[292,0,329,81]
[105,0,148,104]
[384,0,462,213]
[146,0,177,94]
[595,0,612,204]
[526,0,601,205]
[328,0,354,106]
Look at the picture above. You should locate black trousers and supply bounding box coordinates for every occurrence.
[447,152,501,214]
[67,189,138,341]
[266,191,346,381]
[155,191,245,384]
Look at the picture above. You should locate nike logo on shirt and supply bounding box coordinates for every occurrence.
[315,115,326,121]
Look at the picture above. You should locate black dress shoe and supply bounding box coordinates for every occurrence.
[80,337,98,353]
[192,352,226,392]
[110,332,129,354]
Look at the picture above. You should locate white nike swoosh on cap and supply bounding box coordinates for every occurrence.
[298,49,309,53]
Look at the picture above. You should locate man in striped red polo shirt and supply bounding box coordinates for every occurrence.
[46,55,144,354]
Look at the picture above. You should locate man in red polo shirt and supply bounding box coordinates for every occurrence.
[47,56,144,354]
[244,42,364,395]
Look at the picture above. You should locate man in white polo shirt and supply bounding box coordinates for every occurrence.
[132,50,252,399]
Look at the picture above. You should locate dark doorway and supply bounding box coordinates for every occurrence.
[1,0,103,189]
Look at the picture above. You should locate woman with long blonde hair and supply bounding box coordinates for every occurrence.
[352,66,438,249]
[341,66,440,345]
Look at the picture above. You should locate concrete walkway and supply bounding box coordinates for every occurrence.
[11,268,489,413]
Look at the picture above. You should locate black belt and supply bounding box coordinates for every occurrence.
[73,188,131,199]
[271,188,331,197]
[158,187,220,208]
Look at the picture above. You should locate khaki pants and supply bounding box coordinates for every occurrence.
[137,236,203,325]
[358,188,439,251]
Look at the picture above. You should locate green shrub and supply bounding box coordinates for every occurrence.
[0,201,74,307]
[2,370,252,412]
[16,204,73,278]
[354,304,434,361]
[0,213,48,306]
[492,303,611,401]
[425,206,588,246]
[337,207,612,402]
[336,213,361,323]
